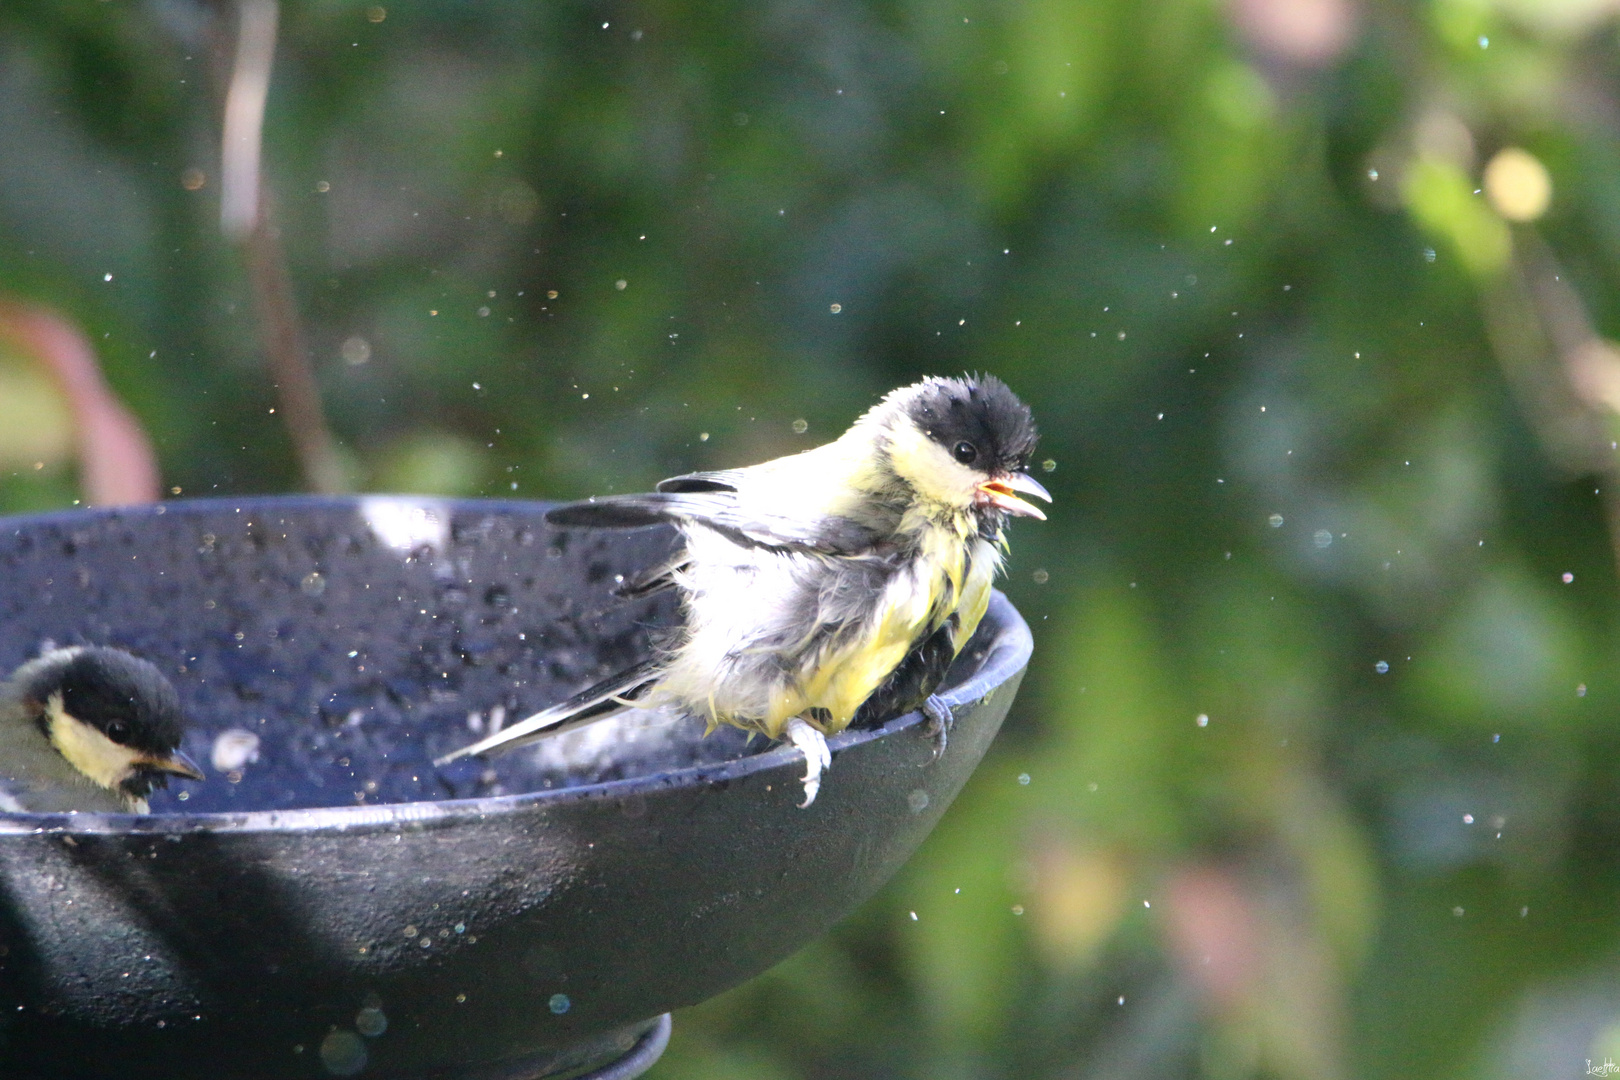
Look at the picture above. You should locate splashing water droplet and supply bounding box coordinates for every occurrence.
[319,1031,367,1076]
[355,1007,387,1037]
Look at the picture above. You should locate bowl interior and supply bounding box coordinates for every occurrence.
[0,496,990,816]
[1,497,752,813]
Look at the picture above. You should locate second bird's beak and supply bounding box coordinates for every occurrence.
[977,471,1052,520]
[139,749,206,782]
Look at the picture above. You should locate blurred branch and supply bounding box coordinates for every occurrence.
[1476,259,1608,473]
[0,302,160,507]
[1477,231,1620,574]
[220,0,347,493]
[1401,103,1620,576]
[244,211,348,494]
[220,0,276,241]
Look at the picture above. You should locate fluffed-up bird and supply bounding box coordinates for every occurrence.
[438,374,1048,805]
[0,646,205,813]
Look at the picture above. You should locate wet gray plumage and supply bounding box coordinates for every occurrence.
[438,375,1048,804]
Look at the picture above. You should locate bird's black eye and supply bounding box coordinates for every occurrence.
[953,441,978,465]
[105,719,130,743]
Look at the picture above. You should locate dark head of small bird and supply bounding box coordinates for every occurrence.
[19,647,203,802]
[906,374,1038,472]
[894,375,1051,522]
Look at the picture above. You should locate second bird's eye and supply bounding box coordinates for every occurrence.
[953,441,978,465]
[106,720,129,743]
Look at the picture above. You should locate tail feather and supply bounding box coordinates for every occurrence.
[433,659,664,764]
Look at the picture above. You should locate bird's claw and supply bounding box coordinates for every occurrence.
[784,716,831,808]
[922,695,954,760]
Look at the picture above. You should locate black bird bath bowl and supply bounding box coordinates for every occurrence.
[0,496,1032,1079]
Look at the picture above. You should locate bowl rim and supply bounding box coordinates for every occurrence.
[0,496,1034,836]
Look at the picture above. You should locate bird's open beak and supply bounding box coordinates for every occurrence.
[138,749,206,782]
[977,471,1051,520]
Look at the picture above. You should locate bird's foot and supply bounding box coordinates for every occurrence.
[921,695,954,760]
[784,716,832,808]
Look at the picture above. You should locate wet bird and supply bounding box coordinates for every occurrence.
[438,374,1048,805]
[0,646,205,813]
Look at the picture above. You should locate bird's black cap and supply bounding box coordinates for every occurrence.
[19,646,186,755]
[904,374,1039,474]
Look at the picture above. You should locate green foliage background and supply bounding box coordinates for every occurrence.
[3,0,1620,1076]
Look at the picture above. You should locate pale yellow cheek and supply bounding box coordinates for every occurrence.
[45,697,142,793]
[885,423,979,510]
